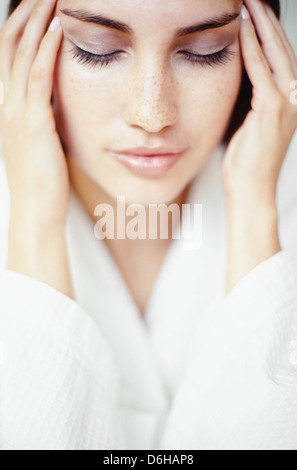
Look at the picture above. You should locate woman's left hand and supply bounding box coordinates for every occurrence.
[222,0,297,295]
[223,0,297,200]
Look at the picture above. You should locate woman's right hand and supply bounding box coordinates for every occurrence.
[0,0,69,227]
[0,0,74,299]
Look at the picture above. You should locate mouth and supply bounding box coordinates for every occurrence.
[107,150,186,177]
[110,146,187,157]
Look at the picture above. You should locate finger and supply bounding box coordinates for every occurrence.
[0,0,40,90]
[1,0,40,40]
[239,5,278,99]
[27,17,62,108]
[263,3,297,78]
[9,0,58,103]
[244,0,295,91]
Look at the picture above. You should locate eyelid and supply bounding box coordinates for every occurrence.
[181,48,236,67]
[69,44,237,69]
[69,45,123,68]
[179,46,227,56]
[65,33,235,58]
[65,34,124,55]
[174,37,233,56]
[70,43,232,58]
[68,39,115,56]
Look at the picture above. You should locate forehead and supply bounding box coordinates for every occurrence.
[58,0,241,37]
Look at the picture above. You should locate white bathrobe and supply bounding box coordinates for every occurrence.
[0,136,297,451]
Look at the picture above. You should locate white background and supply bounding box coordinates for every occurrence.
[0,0,297,53]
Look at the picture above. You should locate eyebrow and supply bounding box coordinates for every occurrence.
[60,9,240,37]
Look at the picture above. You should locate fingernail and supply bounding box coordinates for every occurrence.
[48,16,60,32]
[241,5,250,20]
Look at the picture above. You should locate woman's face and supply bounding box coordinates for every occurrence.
[53,0,243,205]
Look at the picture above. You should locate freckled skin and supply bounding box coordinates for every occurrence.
[53,0,243,206]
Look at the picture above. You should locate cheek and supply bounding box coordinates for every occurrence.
[181,59,243,141]
[53,57,121,154]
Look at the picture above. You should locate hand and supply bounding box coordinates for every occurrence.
[222,0,297,204]
[0,0,69,227]
[222,0,297,295]
[0,0,74,299]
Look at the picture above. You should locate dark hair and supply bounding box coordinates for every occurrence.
[7,0,281,142]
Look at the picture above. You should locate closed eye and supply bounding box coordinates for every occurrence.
[178,48,236,66]
[70,45,123,67]
[70,45,236,69]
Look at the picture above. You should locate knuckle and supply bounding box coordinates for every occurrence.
[3,103,16,123]
[23,106,41,134]
[0,29,10,50]
[2,94,21,123]
[269,93,286,114]
[0,25,12,42]
[23,104,49,135]
[30,63,47,83]
[16,39,32,61]
[26,1,50,28]
[265,32,282,52]
[289,103,297,124]
[252,50,264,66]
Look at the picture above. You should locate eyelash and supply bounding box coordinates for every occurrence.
[70,45,234,69]
[178,48,235,67]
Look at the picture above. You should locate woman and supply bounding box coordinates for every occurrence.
[0,0,297,450]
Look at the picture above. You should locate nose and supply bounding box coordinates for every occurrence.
[123,60,178,133]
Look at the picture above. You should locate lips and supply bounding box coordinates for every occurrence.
[108,149,186,177]
[110,146,186,157]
